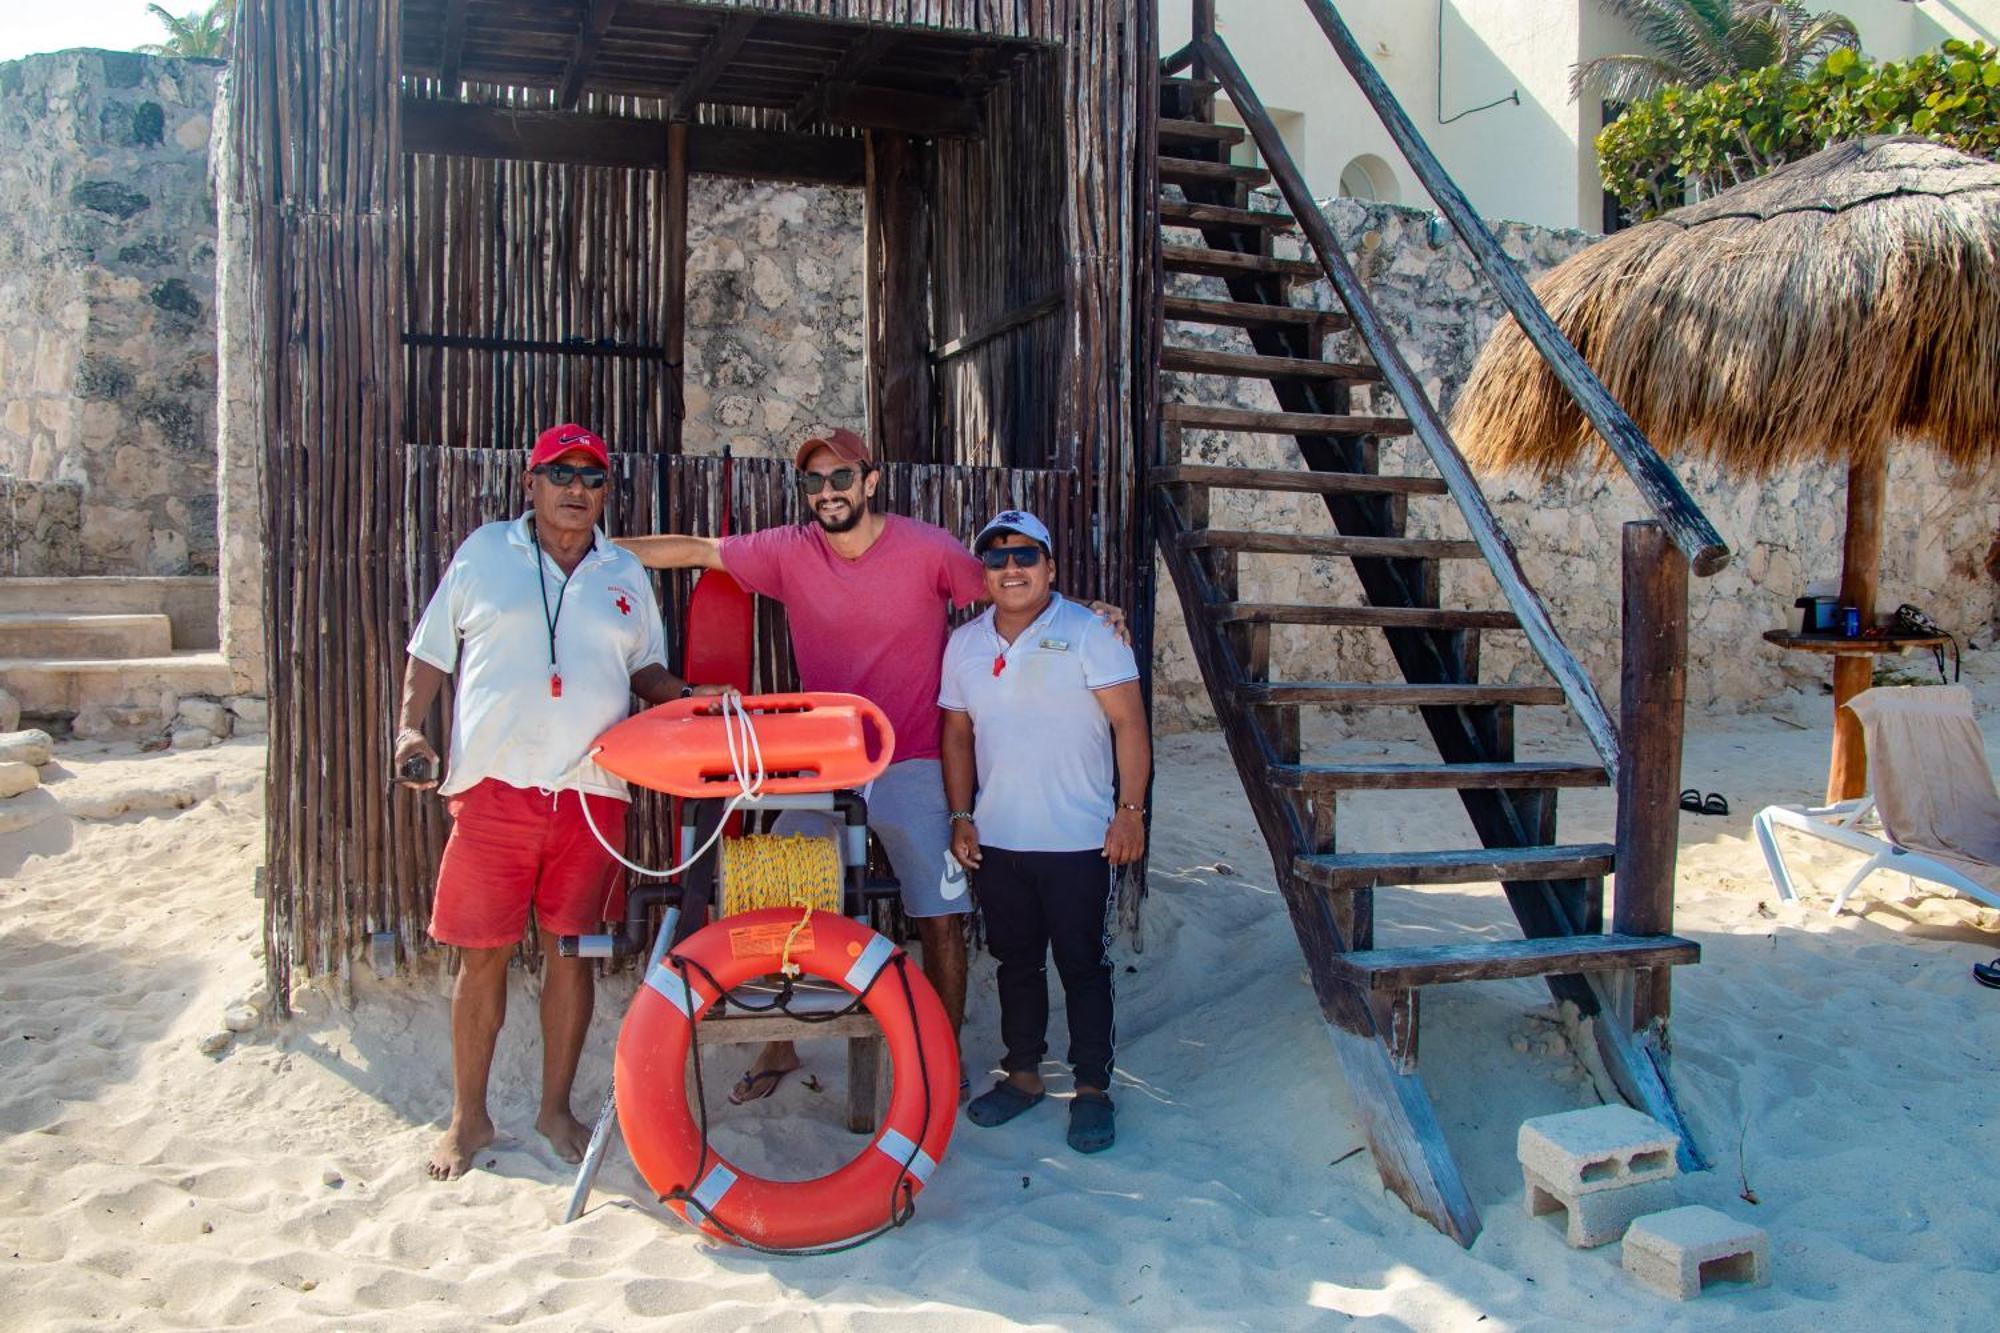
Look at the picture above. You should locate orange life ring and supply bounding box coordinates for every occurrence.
[615,908,959,1249]
[592,692,895,798]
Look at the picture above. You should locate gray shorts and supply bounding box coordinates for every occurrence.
[773,757,970,918]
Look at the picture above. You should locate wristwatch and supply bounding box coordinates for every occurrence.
[679,683,695,698]
[949,810,975,824]
[1116,802,1144,814]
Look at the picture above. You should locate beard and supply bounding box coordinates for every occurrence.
[813,496,865,534]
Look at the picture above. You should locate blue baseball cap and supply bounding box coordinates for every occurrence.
[974,509,1053,555]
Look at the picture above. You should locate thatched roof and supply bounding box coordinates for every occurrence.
[1456,137,2000,478]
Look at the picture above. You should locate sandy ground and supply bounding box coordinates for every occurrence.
[5,661,2000,1330]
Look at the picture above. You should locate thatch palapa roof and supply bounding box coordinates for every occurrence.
[1456,137,2000,478]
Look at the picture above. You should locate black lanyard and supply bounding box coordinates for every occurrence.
[532,520,572,697]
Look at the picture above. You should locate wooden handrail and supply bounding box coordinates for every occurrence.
[1197,33,1621,774]
[1294,0,1728,577]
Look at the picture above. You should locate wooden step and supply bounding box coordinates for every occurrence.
[1159,118,1246,148]
[1164,402,1412,437]
[1159,157,1273,189]
[1160,75,1221,97]
[1153,464,1447,496]
[1269,761,1609,792]
[1325,933,1699,992]
[1163,294,1345,331]
[1218,603,1521,631]
[1161,199,1297,232]
[1239,681,1566,707]
[1164,345,1380,384]
[1162,245,1316,280]
[1183,530,1480,559]
[1295,844,1618,892]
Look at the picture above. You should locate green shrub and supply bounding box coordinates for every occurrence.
[1598,39,2000,218]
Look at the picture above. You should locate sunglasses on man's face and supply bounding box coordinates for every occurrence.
[532,463,608,490]
[797,467,863,496]
[979,545,1046,570]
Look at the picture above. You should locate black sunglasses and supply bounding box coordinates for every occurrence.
[979,545,1046,570]
[797,467,864,496]
[532,463,608,489]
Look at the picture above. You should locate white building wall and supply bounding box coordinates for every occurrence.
[1162,0,2000,232]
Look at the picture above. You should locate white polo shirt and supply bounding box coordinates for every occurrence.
[407,514,667,801]
[939,593,1140,852]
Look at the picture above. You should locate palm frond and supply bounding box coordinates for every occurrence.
[1572,53,1694,104]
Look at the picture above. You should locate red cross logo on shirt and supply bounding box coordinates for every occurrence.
[615,595,631,616]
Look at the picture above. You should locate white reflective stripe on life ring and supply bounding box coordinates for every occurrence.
[842,932,896,994]
[690,1163,738,1212]
[872,1127,937,1184]
[645,962,708,1022]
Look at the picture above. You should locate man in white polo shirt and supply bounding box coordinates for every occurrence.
[393,422,729,1181]
[939,510,1151,1154]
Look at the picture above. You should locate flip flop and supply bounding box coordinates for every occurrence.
[1973,958,2000,990]
[1702,793,1730,816]
[1678,789,1704,813]
[1067,1093,1116,1154]
[727,1067,792,1105]
[966,1081,1045,1127]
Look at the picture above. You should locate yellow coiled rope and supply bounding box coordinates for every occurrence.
[717,835,844,920]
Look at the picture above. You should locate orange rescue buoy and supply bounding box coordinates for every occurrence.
[615,908,959,1249]
[591,692,894,798]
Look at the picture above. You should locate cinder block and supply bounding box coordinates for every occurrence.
[1623,1205,1770,1301]
[1523,1165,1676,1248]
[1518,1104,1679,1196]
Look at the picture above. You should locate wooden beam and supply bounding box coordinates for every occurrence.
[793,30,896,131]
[930,293,1061,363]
[1612,520,1689,1034]
[558,0,626,111]
[439,0,470,88]
[685,125,864,186]
[670,14,758,120]
[1829,451,1888,803]
[866,132,933,462]
[399,98,865,186]
[665,120,689,453]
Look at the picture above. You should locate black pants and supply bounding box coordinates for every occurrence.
[976,846,1115,1091]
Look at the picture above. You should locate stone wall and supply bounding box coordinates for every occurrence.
[0,51,221,577]
[680,177,867,458]
[1150,196,2000,732]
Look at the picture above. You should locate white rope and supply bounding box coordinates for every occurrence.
[566,692,766,880]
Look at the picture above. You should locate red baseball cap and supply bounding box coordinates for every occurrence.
[529,423,610,469]
[792,426,871,471]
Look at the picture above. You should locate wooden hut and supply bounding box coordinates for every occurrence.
[236,0,1729,1248]
[232,0,1159,997]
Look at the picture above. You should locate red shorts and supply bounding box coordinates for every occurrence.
[430,778,628,949]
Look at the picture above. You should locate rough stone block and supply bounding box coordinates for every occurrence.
[0,687,19,732]
[1623,1205,1770,1301]
[1518,1104,1679,1196]
[169,723,216,750]
[0,761,40,798]
[226,695,267,733]
[1523,1166,1675,1249]
[72,702,171,740]
[0,729,55,767]
[176,696,229,734]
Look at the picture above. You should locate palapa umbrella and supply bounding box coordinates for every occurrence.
[1454,136,2000,802]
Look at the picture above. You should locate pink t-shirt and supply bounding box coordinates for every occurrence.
[720,515,987,760]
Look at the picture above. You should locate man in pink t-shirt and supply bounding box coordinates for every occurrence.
[622,427,996,1101]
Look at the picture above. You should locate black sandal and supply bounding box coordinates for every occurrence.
[1702,793,1730,816]
[1973,958,2000,990]
[1678,788,1704,813]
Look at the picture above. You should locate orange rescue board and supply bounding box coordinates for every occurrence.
[592,692,895,798]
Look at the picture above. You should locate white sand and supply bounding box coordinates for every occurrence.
[5,666,2000,1329]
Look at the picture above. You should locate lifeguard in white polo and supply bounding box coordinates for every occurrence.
[940,509,1151,1154]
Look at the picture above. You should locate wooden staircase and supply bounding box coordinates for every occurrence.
[1149,57,1705,1247]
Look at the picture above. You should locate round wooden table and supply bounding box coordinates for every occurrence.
[1762,629,1950,803]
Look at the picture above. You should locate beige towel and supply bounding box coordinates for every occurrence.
[1844,686,2000,892]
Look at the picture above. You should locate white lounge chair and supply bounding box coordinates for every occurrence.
[1754,685,2000,916]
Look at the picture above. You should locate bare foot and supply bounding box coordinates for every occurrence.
[426,1114,496,1180]
[537,1107,592,1164]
